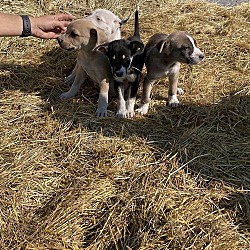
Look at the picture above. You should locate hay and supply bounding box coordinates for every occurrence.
[0,0,250,249]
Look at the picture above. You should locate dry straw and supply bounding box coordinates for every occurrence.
[0,0,249,249]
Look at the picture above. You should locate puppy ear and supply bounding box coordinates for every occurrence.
[89,28,108,47]
[130,40,144,56]
[89,28,98,44]
[97,28,108,45]
[120,17,129,27]
[95,43,109,54]
[157,39,171,54]
[114,17,122,25]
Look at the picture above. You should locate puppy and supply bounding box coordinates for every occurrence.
[137,31,205,115]
[97,8,144,118]
[64,9,125,86]
[86,8,124,41]
[57,19,113,117]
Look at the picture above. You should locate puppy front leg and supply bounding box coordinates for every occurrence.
[168,72,180,107]
[116,82,126,118]
[126,79,140,118]
[60,66,86,99]
[126,86,135,118]
[64,62,78,86]
[136,76,155,115]
[96,80,109,117]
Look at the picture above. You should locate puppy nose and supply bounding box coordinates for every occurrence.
[115,70,124,77]
[116,72,123,77]
[57,37,63,44]
[199,54,205,60]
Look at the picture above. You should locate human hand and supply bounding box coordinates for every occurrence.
[30,13,75,39]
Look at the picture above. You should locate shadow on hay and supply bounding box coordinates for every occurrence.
[219,192,250,232]
[0,47,77,97]
[1,47,250,235]
[1,47,250,188]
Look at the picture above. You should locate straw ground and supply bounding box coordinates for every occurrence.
[0,0,249,249]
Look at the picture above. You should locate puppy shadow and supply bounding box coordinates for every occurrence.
[1,47,250,235]
[219,192,250,233]
[2,46,250,178]
[0,47,75,97]
[80,92,250,233]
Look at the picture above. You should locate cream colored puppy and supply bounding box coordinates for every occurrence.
[64,9,123,86]
[86,9,122,40]
[58,19,113,117]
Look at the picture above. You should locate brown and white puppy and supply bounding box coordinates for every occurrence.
[57,19,113,117]
[64,9,125,86]
[137,31,205,115]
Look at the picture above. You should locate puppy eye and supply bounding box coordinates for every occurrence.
[96,16,101,21]
[108,55,115,63]
[122,55,130,61]
[71,31,78,38]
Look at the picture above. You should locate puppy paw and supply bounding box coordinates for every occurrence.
[60,91,75,100]
[126,99,135,118]
[136,103,149,115]
[116,100,127,118]
[116,112,127,118]
[96,108,107,117]
[126,110,135,118]
[116,107,127,118]
[177,88,184,95]
[168,94,179,107]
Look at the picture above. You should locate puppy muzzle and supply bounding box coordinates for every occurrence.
[112,66,127,81]
[187,53,205,65]
[57,37,79,51]
[115,71,124,78]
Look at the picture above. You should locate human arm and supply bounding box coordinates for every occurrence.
[0,13,23,37]
[0,13,74,39]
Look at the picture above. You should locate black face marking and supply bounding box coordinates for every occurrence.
[106,39,133,78]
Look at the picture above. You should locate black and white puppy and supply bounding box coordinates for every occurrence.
[97,7,144,118]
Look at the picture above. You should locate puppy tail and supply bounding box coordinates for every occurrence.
[134,6,140,38]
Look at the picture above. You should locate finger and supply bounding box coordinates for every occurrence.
[50,27,65,34]
[44,32,61,39]
[33,30,59,39]
[52,20,71,31]
[55,13,75,22]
